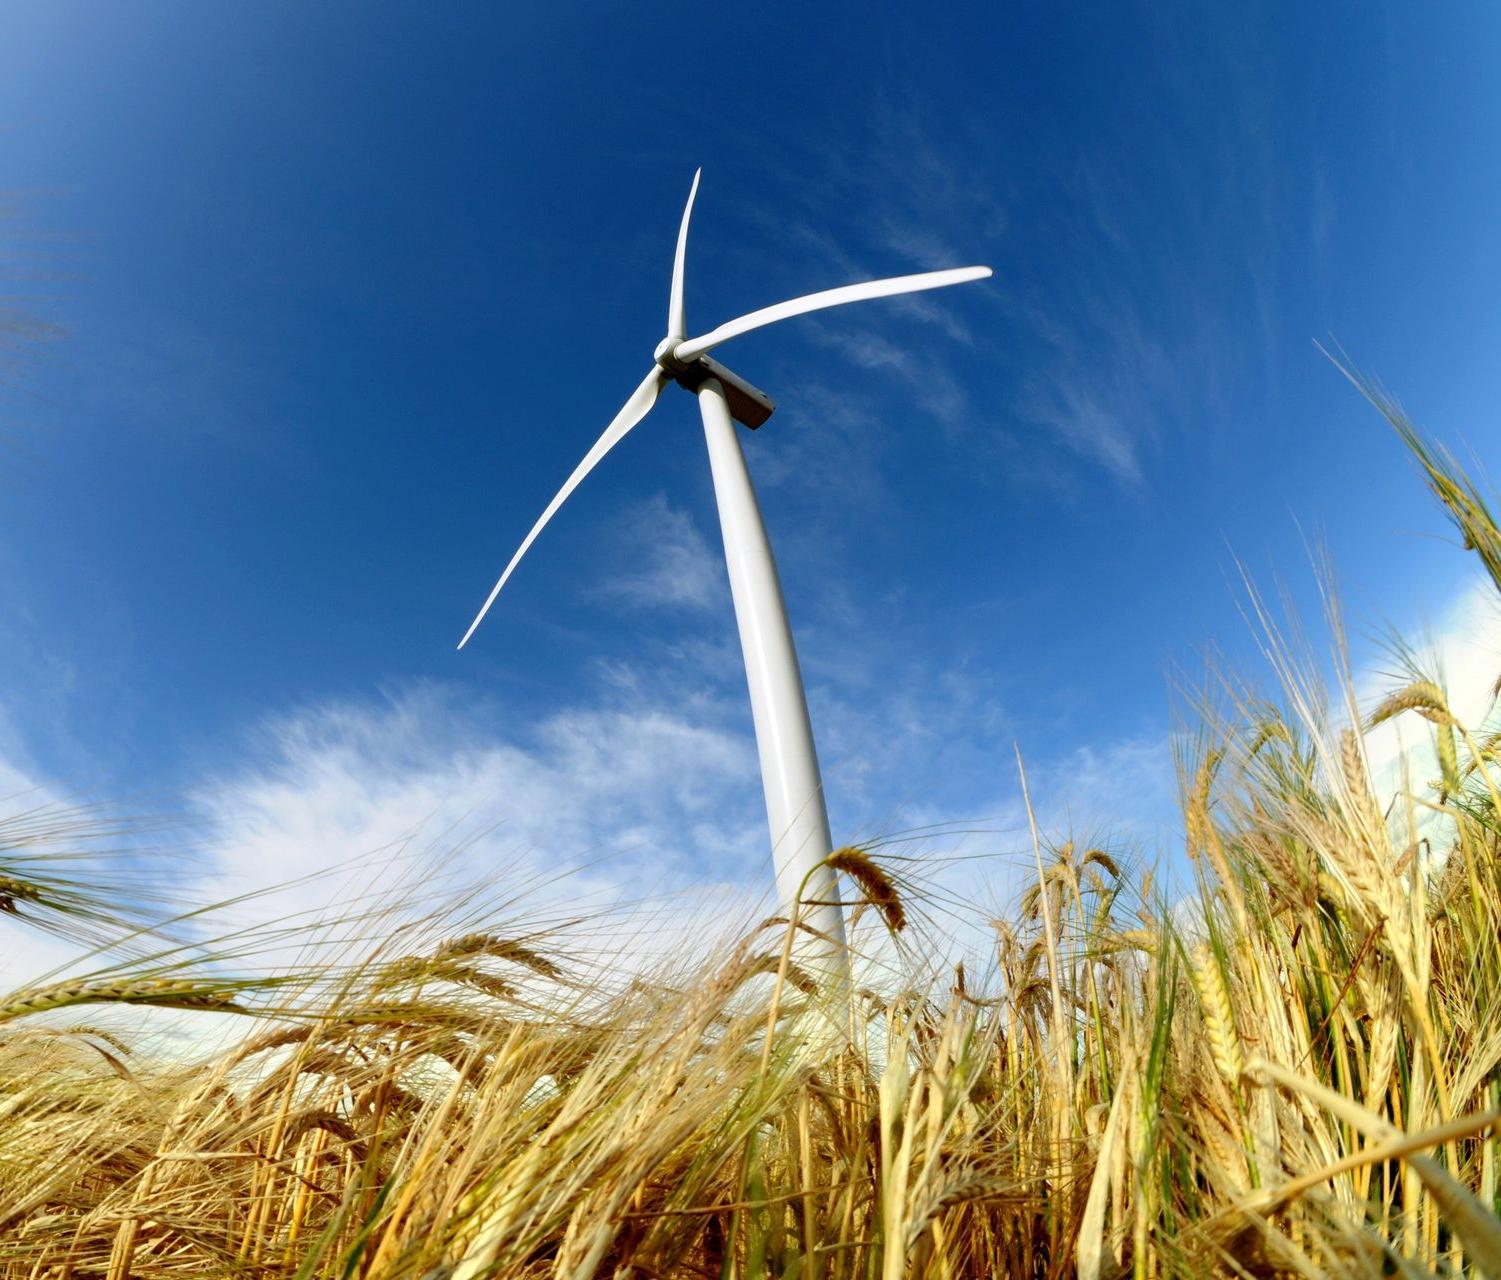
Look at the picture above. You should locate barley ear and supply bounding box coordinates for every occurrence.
[826,846,906,933]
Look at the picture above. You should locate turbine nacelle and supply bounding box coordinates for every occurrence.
[654,331,773,430]
[652,335,772,430]
[669,354,776,430]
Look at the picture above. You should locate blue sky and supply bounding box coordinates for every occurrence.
[0,2,1498,942]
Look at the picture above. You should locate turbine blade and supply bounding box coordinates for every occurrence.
[667,168,702,340]
[457,367,669,649]
[674,265,992,362]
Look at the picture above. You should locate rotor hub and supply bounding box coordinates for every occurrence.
[653,336,688,374]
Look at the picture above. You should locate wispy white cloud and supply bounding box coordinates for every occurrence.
[1361,574,1501,809]
[799,321,968,432]
[0,723,185,996]
[1038,731,1182,849]
[191,685,766,912]
[700,102,1003,449]
[1017,369,1150,487]
[0,772,96,993]
[594,493,727,614]
[0,638,1135,999]
[0,681,772,997]
[173,676,1178,996]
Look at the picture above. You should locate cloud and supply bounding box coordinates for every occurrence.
[1360,574,1501,809]
[1038,731,1182,849]
[0,708,90,989]
[190,685,767,915]
[0,642,1154,1001]
[0,679,777,1005]
[695,103,1000,450]
[594,494,726,613]
[800,321,968,432]
[178,675,1018,998]
[1017,369,1150,487]
[723,107,1190,493]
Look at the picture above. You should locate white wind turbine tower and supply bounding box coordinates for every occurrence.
[459,171,990,963]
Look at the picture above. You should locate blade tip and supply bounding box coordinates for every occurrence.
[457,615,485,650]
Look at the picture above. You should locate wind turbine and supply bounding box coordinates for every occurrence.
[458,170,990,961]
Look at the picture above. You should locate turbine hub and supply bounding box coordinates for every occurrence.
[653,336,687,374]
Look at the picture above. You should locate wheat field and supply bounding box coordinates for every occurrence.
[4,382,1501,1277]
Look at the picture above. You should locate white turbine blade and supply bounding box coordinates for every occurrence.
[457,367,669,649]
[667,168,702,340]
[674,265,992,362]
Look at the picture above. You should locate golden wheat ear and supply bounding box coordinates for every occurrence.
[433,933,562,978]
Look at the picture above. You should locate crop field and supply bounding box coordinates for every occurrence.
[4,387,1501,1277]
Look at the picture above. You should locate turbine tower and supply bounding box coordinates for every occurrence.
[459,171,990,961]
